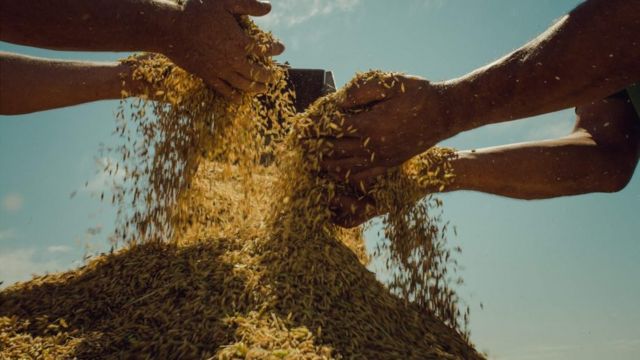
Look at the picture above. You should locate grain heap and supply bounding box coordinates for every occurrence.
[0,17,483,360]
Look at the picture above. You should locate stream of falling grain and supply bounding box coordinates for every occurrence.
[0,16,482,360]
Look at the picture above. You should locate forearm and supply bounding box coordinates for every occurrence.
[447,134,638,200]
[0,0,178,52]
[0,52,137,115]
[442,0,640,133]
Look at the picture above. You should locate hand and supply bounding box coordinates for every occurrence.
[161,0,285,102]
[320,74,459,185]
[330,193,378,228]
[327,144,459,228]
[116,53,158,97]
[330,172,451,228]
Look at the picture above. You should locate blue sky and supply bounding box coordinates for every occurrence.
[1,1,639,359]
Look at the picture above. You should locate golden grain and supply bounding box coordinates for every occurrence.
[0,16,481,360]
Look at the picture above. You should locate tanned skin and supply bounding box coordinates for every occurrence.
[449,96,640,200]
[333,95,640,228]
[0,52,149,115]
[0,0,284,107]
[323,0,640,227]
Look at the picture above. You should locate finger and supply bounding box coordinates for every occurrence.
[325,138,369,159]
[222,71,268,93]
[321,157,369,174]
[339,78,392,110]
[208,77,242,104]
[339,107,382,138]
[267,41,286,56]
[321,157,371,183]
[330,195,378,228]
[349,166,388,189]
[248,40,286,57]
[232,60,274,84]
[225,0,272,16]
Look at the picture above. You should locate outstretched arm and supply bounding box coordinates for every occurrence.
[449,95,640,200]
[0,0,284,100]
[0,52,142,115]
[321,0,640,179]
[332,93,640,228]
[446,0,640,132]
[0,0,176,53]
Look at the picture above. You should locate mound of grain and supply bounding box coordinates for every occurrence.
[0,160,479,359]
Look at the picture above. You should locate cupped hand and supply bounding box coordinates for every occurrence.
[330,193,378,228]
[320,74,458,185]
[329,171,451,228]
[163,0,285,102]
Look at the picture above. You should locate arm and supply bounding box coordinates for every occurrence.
[0,0,284,99]
[0,0,176,53]
[446,0,640,132]
[0,52,142,115]
[321,0,640,178]
[331,93,639,228]
[449,94,640,200]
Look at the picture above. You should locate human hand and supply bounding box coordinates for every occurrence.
[328,146,458,228]
[319,73,459,186]
[330,193,378,228]
[161,0,285,102]
[331,178,451,228]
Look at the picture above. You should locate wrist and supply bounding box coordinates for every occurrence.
[432,79,479,136]
[100,62,131,99]
[115,60,150,98]
[413,79,469,151]
[447,151,473,192]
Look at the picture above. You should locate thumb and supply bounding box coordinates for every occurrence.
[225,0,272,16]
[339,77,391,110]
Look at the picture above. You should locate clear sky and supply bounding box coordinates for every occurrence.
[1,1,638,359]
